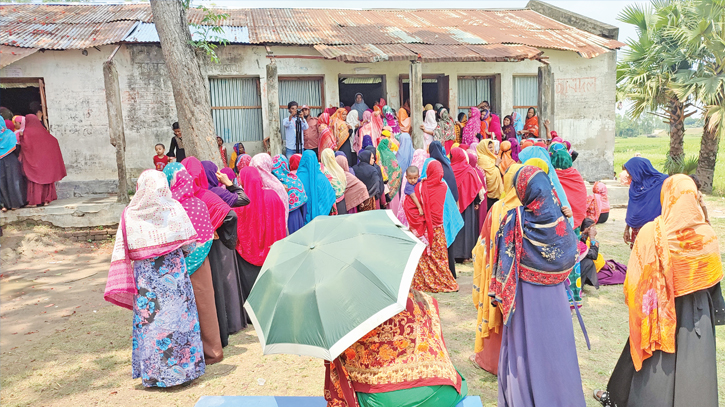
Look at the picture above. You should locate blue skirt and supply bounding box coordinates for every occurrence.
[289,203,307,234]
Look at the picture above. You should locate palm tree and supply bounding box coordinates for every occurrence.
[667,0,725,192]
[616,2,695,168]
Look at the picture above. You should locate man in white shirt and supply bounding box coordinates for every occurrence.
[282,101,308,158]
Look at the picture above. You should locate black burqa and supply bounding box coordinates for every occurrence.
[353,149,384,199]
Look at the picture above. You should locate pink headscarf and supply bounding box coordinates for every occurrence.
[461,107,481,145]
[169,169,214,243]
[250,153,289,227]
[236,154,252,172]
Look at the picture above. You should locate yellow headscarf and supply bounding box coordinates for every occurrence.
[476,140,504,199]
[472,163,523,353]
[524,158,549,174]
[625,174,722,371]
[321,148,347,197]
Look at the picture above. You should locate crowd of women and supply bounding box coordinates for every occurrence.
[0,110,67,211]
[102,95,722,407]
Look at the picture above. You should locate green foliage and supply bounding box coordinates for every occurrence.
[663,152,699,175]
[615,112,664,138]
[181,1,229,64]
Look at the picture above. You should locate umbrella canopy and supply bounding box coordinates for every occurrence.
[244,210,425,361]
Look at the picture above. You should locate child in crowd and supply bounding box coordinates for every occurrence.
[153,143,168,171]
[405,166,423,216]
[690,175,710,223]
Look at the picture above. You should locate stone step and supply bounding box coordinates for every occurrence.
[1,195,125,228]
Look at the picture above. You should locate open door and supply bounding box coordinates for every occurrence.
[437,75,449,108]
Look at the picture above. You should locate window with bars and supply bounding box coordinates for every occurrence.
[457,76,493,118]
[513,76,538,120]
[278,77,324,136]
[209,77,263,142]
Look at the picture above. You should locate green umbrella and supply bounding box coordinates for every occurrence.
[243,210,425,361]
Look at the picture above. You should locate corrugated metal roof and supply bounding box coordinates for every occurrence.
[0,44,38,68]
[0,4,624,61]
[124,22,249,44]
[315,43,542,63]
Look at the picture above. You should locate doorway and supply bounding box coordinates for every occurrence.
[338,76,385,107]
[0,77,48,127]
[399,74,449,110]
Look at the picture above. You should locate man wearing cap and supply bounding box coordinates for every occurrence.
[301,105,320,157]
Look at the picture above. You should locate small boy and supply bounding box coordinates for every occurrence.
[153,143,169,171]
[690,175,710,223]
[405,166,424,216]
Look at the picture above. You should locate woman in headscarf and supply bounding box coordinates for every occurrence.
[321,148,348,215]
[271,154,308,233]
[289,153,302,172]
[622,157,669,249]
[382,105,402,135]
[350,92,369,119]
[491,166,585,406]
[330,108,353,161]
[470,163,523,375]
[518,107,539,139]
[334,154,369,214]
[397,106,411,133]
[455,112,467,145]
[429,141,459,202]
[461,107,481,146]
[19,114,66,207]
[518,146,571,223]
[201,161,250,208]
[549,147,588,230]
[420,110,437,147]
[501,115,516,141]
[357,111,373,152]
[317,112,336,159]
[594,175,723,407]
[512,111,523,136]
[366,145,388,209]
[498,140,516,176]
[389,133,414,214]
[344,110,360,167]
[250,153,290,228]
[405,160,460,293]
[352,149,383,212]
[325,289,468,407]
[104,170,205,388]
[235,153,251,173]
[435,108,457,154]
[589,181,610,224]
[228,142,245,171]
[233,166,287,302]
[370,111,384,147]
[164,164,223,365]
[396,149,428,226]
[377,139,402,203]
[297,150,337,221]
[0,120,24,211]
[466,148,488,231]
[449,147,484,264]
[182,157,247,341]
[476,140,503,211]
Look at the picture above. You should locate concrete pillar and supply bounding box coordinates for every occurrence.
[266,60,282,156]
[538,64,554,140]
[409,61,424,149]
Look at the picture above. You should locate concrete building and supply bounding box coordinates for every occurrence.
[0,2,623,197]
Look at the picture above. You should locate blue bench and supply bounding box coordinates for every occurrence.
[194,395,483,407]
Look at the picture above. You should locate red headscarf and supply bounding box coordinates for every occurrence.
[168,169,214,242]
[318,112,337,157]
[182,157,230,230]
[20,114,66,185]
[289,154,302,171]
[450,148,483,212]
[405,161,447,242]
[556,167,589,228]
[234,167,287,266]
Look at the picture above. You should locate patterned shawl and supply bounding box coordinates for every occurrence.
[377,139,402,199]
[434,109,456,142]
[331,108,351,148]
[321,148,347,198]
[236,154,251,172]
[462,107,481,146]
[271,154,308,211]
[251,153,290,226]
[396,149,428,226]
[234,167,288,266]
[104,170,197,310]
[371,111,384,146]
[476,140,504,199]
[625,175,722,371]
[517,146,571,222]
[318,113,337,157]
[180,158,232,230]
[490,166,578,325]
[296,150,336,222]
[324,290,462,407]
[335,155,369,210]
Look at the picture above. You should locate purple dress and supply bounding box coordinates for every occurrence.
[132,248,205,387]
[498,281,586,407]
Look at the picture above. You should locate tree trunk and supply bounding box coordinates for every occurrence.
[696,115,720,194]
[102,57,130,204]
[149,0,222,167]
[668,98,685,163]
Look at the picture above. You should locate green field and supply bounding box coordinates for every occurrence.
[613,128,725,195]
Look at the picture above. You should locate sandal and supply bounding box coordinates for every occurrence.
[593,389,613,407]
[468,354,484,370]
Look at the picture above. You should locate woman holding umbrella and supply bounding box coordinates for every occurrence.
[404,161,459,293]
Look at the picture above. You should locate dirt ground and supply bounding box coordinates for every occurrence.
[2,207,724,407]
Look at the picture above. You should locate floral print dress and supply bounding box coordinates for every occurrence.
[132,248,205,387]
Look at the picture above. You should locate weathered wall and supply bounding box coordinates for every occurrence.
[0,43,616,194]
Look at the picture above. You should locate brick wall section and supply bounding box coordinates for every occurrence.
[60,227,118,242]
